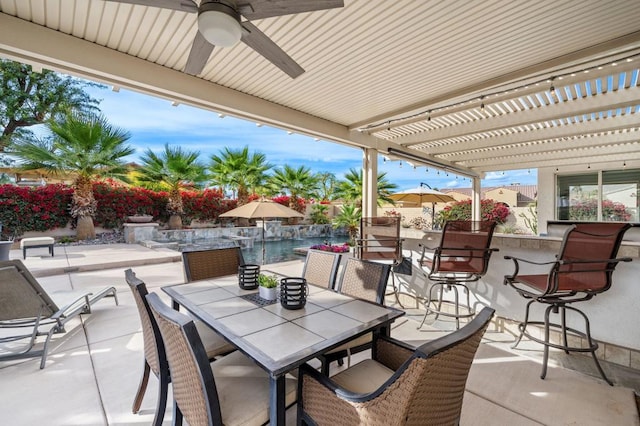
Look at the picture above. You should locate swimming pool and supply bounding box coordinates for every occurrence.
[178,237,348,264]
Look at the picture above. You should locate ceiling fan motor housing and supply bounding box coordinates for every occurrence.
[198,1,242,47]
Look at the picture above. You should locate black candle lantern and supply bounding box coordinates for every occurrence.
[280,277,307,310]
[238,264,260,290]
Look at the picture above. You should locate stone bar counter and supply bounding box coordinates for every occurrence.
[399,227,640,370]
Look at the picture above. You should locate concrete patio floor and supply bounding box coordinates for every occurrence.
[0,244,638,425]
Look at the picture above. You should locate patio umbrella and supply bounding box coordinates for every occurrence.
[390,184,455,227]
[219,199,304,264]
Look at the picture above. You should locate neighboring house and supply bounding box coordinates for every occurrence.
[443,184,537,207]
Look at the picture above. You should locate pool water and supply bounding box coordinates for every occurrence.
[178,237,347,265]
[242,237,345,264]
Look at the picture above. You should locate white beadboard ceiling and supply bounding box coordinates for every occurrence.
[1,0,640,175]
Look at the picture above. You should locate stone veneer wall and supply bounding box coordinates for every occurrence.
[123,222,334,245]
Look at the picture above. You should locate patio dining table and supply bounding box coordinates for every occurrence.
[162,273,405,426]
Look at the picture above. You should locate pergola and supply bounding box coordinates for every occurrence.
[1,0,640,219]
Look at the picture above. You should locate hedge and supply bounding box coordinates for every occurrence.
[0,182,234,237]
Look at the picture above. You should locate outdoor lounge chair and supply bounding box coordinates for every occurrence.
[298,307,495,425]
[0,259,118,369]
[125,269,235,426]
[504,222,632,385]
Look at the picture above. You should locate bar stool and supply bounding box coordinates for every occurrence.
[418,220,498,329]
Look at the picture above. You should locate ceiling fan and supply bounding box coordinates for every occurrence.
[105,0,344,78]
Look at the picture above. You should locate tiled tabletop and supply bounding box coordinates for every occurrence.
[162,274,405,376]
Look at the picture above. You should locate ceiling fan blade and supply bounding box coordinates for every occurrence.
[184,31,215,75]
[240,21,304,79]
[238,0,343,20]
[104,0,198,13]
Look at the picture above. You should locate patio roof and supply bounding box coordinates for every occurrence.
[1,1,639,176]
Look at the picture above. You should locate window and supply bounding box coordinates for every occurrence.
[556,169,639,222]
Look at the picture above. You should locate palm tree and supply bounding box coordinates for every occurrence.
[334,168,398,208]
[209,146,271,205]
[332,203,361,244]
[9,113,133,239]
[267,165,319,211]
[137,144,207,229]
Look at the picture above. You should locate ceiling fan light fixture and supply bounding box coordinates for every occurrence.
[198,2,242,48]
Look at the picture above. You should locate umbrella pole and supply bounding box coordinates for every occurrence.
[261,220,266,265]
[431,202,435,229]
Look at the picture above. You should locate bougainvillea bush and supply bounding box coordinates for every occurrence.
[0,182,236,236]
[569,199,630,221]
[435,199,510,227]
[0,184,73,237]
[93,180,167,228]
[182,189,237,223]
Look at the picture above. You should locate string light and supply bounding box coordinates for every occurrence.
[359,52,640,132]
[399,161,402,168]
[623,161,627,168]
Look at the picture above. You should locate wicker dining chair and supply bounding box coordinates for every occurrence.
[318,258,391,375]
[182,246,246,282]
[125,269,234,426]
[298,307,495,425]
[145,292,297,426]
[504,222,632,385]
[301,249,342,289]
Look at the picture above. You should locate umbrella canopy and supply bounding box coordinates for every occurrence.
[219,199,304,219]
[389,187,455,205]
[219,199,304,265]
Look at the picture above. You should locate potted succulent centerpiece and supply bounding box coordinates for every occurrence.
[258,274,279,301]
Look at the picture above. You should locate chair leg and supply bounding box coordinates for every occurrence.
[153,367,170,426]
[572,306,613,386]
[40,323,63,369]
[173,401,183,426]
[540,304,554,380]
[320,357,330,376]
[512,300,534,349]
[560,306,569,354]
[132,362,151,414]
[387,272,405,308]
[452,285,460,329]
[418,283,441,329]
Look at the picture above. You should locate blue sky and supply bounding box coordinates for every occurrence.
[88,85,537,192]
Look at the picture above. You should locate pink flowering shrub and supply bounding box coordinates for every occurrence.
[309,243,350,253]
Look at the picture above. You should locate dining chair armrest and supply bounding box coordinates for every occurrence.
[373,334,415,371]
[298,363,384,404]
